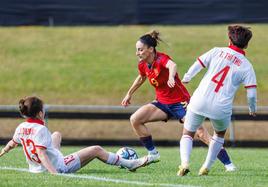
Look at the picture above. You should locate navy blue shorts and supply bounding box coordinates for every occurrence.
[151,101,187,122]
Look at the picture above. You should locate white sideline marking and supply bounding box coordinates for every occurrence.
[0,166,200,187]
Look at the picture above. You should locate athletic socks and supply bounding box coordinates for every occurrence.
[106,152,133,168]
[140,135,158,154]
[202,135,224,169]
[180,135,193,167]
[217,147,232,165]
[106,152,121,166]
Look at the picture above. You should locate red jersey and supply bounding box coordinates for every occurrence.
[138,52,190,104]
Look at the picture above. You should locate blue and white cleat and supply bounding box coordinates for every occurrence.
[147,152,160,165]
[225,163,237,172]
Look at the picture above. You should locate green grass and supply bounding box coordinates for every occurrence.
[0,146,268,187]
[0,25,267,105]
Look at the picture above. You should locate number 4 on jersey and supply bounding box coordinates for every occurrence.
[211,66,230,92]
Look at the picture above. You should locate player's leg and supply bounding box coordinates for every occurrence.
[178,110,205,176]
[130,103,167,137]
[178,128,195,176]
[196,125,210,144]
[199,117,230,175]
[72,146,147,172]
[196,126,235,171]
[51,131,62,150]
[199,130,226,176]
[130,103,167,162]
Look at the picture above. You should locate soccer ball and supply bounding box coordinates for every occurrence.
[116,147,138,160]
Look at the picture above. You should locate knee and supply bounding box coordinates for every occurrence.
[52,131,62,139]
[130,113,139,126]
[92,145,104,154]
[196,127,205,138]
[214,130,226,137]
[183,128,195,138]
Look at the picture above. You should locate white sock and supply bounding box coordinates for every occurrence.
[148,148,158,155]
[106,152,132,168]
[202,135,224,169]
[180,135,193,167]
[106,152,121,166]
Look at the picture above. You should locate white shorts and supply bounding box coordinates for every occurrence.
[184,110,231,132]
[58,153,81,173]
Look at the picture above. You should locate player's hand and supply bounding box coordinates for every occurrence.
[0,148,7,157]
[181,101,188,109]
[249,112,256,117]
[167,78,175,88]
[121,94,131,107]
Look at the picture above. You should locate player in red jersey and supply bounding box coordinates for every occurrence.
[121,30,235,171]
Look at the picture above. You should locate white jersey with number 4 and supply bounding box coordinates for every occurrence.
[187,45,257,119]
[12,119,65,173]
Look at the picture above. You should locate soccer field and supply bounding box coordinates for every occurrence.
[0,146,267,187]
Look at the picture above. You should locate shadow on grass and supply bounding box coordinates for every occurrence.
[78,168,149,175]
[78,169,114,174]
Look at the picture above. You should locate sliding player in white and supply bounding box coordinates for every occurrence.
[0,96,147,174]
[178,25,257,176]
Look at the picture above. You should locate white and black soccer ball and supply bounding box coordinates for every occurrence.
[116,147,138,160]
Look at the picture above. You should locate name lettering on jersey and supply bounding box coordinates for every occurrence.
[19,128,35,135]
[219,51,242,66]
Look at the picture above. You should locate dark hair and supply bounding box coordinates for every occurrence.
[19,96,43,118]
[139,30,162,49]
[228,25,252,49]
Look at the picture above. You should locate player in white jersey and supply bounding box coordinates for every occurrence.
[0,96,148,174]
[177,25,257,176]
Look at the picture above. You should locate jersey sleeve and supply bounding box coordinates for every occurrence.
[138,62,146,76]
[33,127,51,149]
[12,127,20,144]
[243,65,257,88]
[182,60,203,83]
[159,54,171,67]
[197,48,216,68]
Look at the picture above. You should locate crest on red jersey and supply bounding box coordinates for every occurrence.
[153,68,159,76]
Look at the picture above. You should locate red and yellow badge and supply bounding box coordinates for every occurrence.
[153,68,159,76]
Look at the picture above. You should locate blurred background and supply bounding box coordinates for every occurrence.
[0,0,267,147]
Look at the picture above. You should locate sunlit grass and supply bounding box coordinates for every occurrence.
[0,146,268,187]
[0,25,267,105]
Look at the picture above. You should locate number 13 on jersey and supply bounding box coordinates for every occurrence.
[211,66,230,93]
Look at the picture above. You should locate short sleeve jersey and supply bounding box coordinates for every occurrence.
[13,119,64,173]
[138,52,190,104]
[188,45,257,119]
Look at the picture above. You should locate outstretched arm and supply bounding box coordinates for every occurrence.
[36,147,58,174]
[0,140,18,157]
[121,75,147,107]
[166,60,177,88]
[182,60,204,84]
[247,87,257,116]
